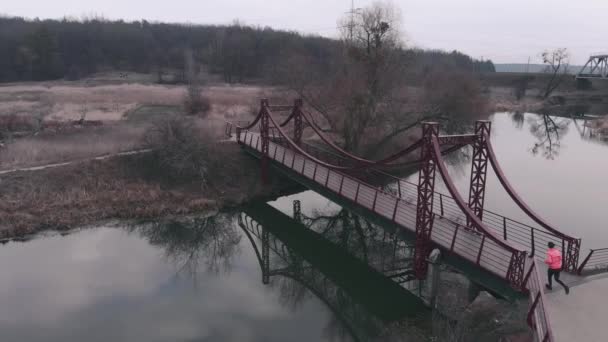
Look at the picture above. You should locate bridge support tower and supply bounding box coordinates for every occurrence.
[468,120,491,224]
[414,122,439,279]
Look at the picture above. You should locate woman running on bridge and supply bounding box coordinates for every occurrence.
[545,242,570,294]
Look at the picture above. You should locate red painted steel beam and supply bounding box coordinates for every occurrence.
[299,109,423,167]
[485,139,581,272]
[468,121,491,222]
[430,135,527,289]
[437,134,476,146]
[260,107,417,172]
[414,122,439,279]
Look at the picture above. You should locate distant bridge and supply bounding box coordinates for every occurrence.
[576,54,608,80]
[226,99,608,342]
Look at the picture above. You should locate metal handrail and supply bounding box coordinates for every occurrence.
[240,129,526,288]
[578,248,608,275]
[297,140,567,261]
[524,259,555,342]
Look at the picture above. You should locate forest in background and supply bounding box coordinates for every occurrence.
[0,16,495,84]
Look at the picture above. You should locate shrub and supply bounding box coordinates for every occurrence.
[0,114,38,132]
[183,83,211,116]
[576,78,592,91]
[144,116,219,187]
[423,70,488,131]
[513,76,532,100]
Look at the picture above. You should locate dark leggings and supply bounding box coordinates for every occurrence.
[548,268,568,290]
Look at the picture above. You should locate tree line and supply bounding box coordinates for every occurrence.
[0,16,494,84]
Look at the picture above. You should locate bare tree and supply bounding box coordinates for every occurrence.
[130,214,241,279]
[285,2,487,155]
[287,1,407,153]
[541,48,570,99]
[183,49,210,116]
[528,114,570,159]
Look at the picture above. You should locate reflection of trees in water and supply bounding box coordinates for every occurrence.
[270,268,374,342]
[239,207,426,342]
[527,114,570,159]
[129,213,241,277]
[127,208,433,341]
[510,111,525,129]
[302,208,414,275]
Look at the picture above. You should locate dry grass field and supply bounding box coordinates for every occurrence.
[0,77,287,170]
[0,75,298,238]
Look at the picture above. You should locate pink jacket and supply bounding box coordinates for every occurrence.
[545,248,562,270]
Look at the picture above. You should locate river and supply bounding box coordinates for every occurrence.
[0,113,606,342]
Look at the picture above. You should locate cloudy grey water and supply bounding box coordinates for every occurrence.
[403,113,608,248]
[0,226,353,342]
[0,202,431,342]
[0,112,606,342]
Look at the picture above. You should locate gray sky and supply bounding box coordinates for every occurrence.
[3,0,607,64]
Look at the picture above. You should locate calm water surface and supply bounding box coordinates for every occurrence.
[1,113,606,342]
[405,113,608,248]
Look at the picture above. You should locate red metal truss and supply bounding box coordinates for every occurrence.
[437,134,477,146]
[414,122,439,279]
[430,134,527,289]
[565,239,581,273]
[485,138,581,272]
[468,120,491,222]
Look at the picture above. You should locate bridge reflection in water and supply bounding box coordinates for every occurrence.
[226,99,608,341]
[130,197,525,341]
[239,200,434,341]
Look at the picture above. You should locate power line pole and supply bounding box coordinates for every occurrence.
[349,0,355,42]
[526,56,530,74]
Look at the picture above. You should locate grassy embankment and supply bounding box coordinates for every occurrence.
[0,78,294,239]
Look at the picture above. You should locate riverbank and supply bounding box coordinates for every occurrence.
[0,143,298,240]
[489,85,608,115]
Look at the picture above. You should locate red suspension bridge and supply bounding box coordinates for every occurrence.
[225,99,608,342]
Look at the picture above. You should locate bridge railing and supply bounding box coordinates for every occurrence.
[524,258,555,342]
[577,248,608,275]
[292,140,568,263]
[427,188,568,260]
[239,130,525,287]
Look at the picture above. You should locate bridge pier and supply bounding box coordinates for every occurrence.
[428,249,442,309]
[293,99,303,146]
[414,122,439,280]
[262,226,270,285]
[293,200,302,221]
[260,99,270,184]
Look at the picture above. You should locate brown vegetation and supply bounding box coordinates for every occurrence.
[283,2,490,155]
[0,123,146,170]
[541,48,570,99]
[182,50,212,116]
[0,142,295,239]
[144,117,221,186]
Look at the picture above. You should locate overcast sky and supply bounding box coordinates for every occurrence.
[3,0,607,64]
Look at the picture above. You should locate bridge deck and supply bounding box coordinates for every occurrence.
[240,131,520,291]
[543,272,608,342]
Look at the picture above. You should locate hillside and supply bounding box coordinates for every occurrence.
[0,16,494,84]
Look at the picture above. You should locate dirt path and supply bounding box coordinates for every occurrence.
[0,149,152,176]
